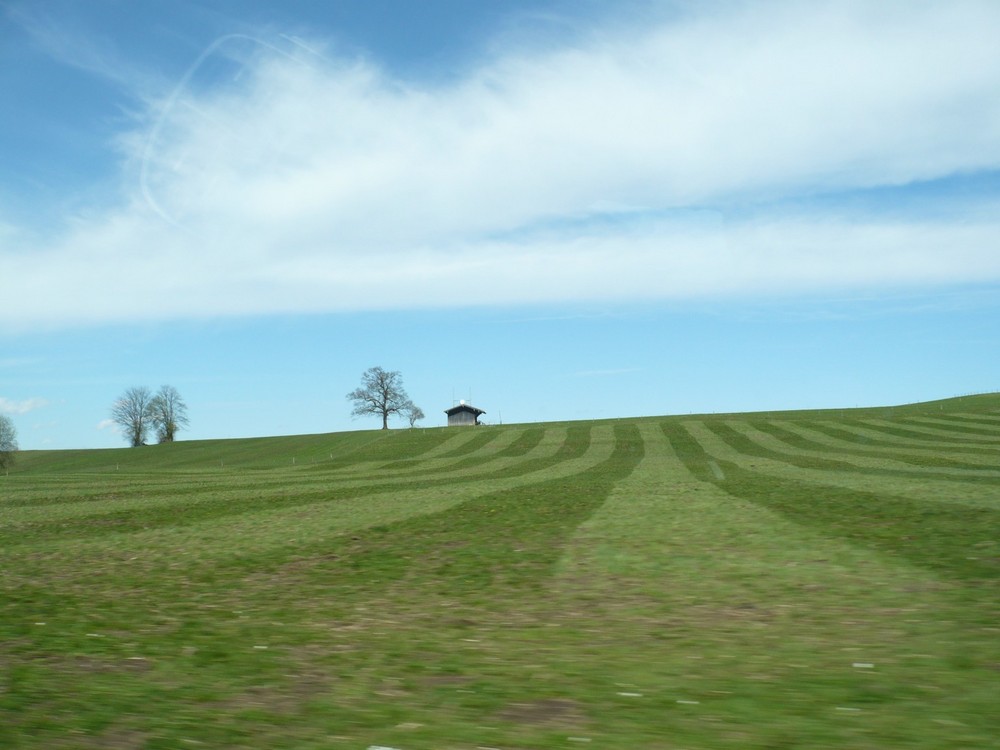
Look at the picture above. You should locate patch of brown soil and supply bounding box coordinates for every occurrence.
[92,728,149,750]
[497,697,585,726]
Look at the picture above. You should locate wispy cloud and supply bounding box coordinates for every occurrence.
[3,1,1000,331]
[0,397,49,415]
[96,418,119,432]
[6,2,160,93]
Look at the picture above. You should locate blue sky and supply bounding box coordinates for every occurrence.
[2,0,999,450]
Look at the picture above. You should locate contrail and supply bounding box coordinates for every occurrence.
[140,33,321,226]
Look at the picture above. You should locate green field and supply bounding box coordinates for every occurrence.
[2,394,999,749]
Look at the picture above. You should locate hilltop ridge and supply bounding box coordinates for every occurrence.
[9,391,999,475]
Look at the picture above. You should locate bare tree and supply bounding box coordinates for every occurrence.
[404,401,425,428]
[347,366,416,430]
[149,385,190,443]
[111,386,154,447]
[0,414,17,471]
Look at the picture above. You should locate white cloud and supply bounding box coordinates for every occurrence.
[0,397,49,415]
[3,0,1000,330]
[96,418,119,432]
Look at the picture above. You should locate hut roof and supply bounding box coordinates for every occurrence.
[444,403,486,417]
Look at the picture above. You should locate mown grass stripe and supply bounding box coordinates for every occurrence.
[433,428,503,458]
[702,420,1000,482]
[333,426,582,485]
[748,420,999,471]
[686,423,1000,510]
[0,428,562,512]
[859,418,1000,445]
[662,422,1000,582]
[703,421,891,472]
[374,431,485,471]
[494,427,546,457]
[660,420,715,482]
[554,421,687,579]
[0,427,600,547]
[944,413,1000,425]
[244,423,643,601]
[385,426,570,481]
[713,462,1000,583]
[905,416,1000,437]
[325,427,459,466]
[789,420,1000,458]
[2,429,623,597]
[4,425,631,605]
[13,431,396,474]
[692,418,1000,505]
[350,428,523,479]
[832,419,985,446]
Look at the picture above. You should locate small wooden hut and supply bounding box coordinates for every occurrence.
[445,401,485,427]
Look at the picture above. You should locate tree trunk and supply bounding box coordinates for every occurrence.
[382,412,388,430]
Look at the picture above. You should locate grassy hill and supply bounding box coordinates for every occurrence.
[2,394,999,749]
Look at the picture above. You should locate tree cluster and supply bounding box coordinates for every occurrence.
[347,366,423,430]
[111,385,190,447]
[11,368,421,458]
[0,414,17,471]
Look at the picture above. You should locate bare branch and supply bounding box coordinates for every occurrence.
[346,366,417,430]
[149,385,190,443]
[110,386,154,447]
